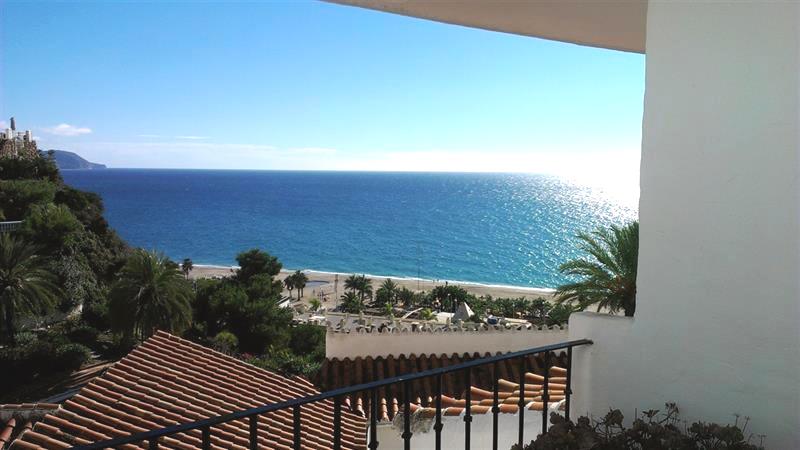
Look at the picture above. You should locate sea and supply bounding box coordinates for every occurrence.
[61,169,637,289]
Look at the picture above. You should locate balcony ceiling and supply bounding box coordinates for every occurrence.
[326,0,647,53]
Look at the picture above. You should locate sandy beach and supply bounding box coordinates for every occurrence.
[189,265,556,302]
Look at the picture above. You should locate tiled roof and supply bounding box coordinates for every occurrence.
[10,331,367,450]
[402,366,568,422]
[315,352,567,421]
[0,404,58,450]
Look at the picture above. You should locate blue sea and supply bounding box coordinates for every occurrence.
[61,170,637,289]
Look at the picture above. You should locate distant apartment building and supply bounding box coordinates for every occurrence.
[0,117,38,159]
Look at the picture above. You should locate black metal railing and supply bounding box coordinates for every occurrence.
[71,339,592,450]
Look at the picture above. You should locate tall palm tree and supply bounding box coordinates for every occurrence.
[0,234,60,343]
[344,274,373,303]
[284,275,296,299]
[555,221,639,317]
[181,258,193,279]
[293,270,308,299]
[344,274,359,293]
[109,249,193,342]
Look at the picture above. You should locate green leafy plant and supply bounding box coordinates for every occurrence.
[556,221,638,317]
[512,403,763,450]
[109,249,193,342]
[0,234,61,343]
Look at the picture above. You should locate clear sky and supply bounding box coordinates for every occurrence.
[1,1,644,186]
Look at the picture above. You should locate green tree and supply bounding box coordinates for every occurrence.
[397,287,416,307]
[344,274,359,293]
[109,249,193,341]
[340,291,364,314]
[293,270,308,299]
[309,297,321,312]
[555,221,639,317]
[419,308,435,321]
[284,274,295,299]
[345,274,373,303]
[0,234,61,343]
[375,278,398,307]
[181,258,193,279]
[236,249,282,284]
[23,203,83,254]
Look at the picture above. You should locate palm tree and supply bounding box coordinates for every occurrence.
[419,308,435,321]
[344,274,373,303]
[555,221,639,317]
[109,249,193,342]
[340,291,363,314]
[181,258,193,279]
[380,279,397,304]
[344,274,359,293]
[293,270,308,299]
[0,234,60,343]
[309,297,321,312]
[284,275,296,299]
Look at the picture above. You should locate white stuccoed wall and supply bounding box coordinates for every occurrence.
[571,2,800,448]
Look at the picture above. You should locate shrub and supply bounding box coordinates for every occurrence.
[212,331,239,354]
[512,403,763,450]
[247,349,321,378]
[288,324,324,359]
[66,323,101,347]
[54,343,91,371]
[547,303,576,326]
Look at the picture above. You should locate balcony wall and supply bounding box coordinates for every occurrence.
[572,2,800,446]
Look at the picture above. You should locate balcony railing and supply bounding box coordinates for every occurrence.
[0,221,22,233]
[71,339,592,450]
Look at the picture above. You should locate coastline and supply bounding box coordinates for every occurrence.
[189,264,556,301]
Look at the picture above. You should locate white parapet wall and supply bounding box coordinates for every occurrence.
[326,325,568,359]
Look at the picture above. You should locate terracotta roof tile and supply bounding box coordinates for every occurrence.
[316,351,567,421]
[10,331,367,449]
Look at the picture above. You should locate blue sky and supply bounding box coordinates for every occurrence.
[1,1,644,184]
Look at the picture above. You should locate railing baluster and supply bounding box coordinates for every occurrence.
[402,381,412,450]
[293,405,301,450]
[542,351,550,435]
[333,396,342,450]
[492,361,499,450]
[148,438,159,449]
[369,388,379,449]
[565,346,573,421]
[249,414,258,450]
[202,425,211,450]
[434,373,443,450]
[464,366,472,450]
[518,356,526,448]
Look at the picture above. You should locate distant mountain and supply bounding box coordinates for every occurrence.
[45,150,106,170]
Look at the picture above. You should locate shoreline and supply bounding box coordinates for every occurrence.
[189,264,557,301]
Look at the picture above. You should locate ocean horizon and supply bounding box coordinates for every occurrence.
[61,169,637,289]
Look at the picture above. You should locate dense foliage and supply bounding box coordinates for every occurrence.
[512,403,763,450]
[0,234,61,342]
[189,249,320,375]
[1,156,323,401]
[0,155,128,316]
[556,221,639,317]
[109,249,193,342]
[336,274,573,326]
